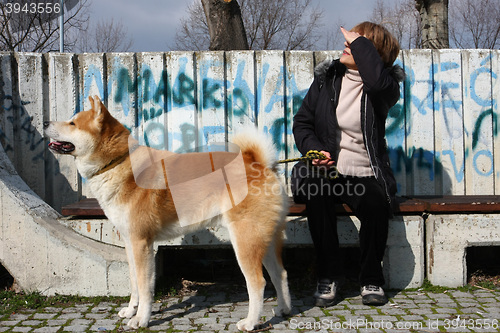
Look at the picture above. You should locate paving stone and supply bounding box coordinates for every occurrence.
[480,297,498,304]
[85,313,109,320]
[408,308,434,315]
[353,309,380,315]
[426,313,458,319]
[382,308,407,315]
[171,317,190,325]
[207,311,231,319]
[148,323,174,331]
[61,307,80,313]
[473,291,495,297]
[169,324,194,331]
[63,324,90,332]
[370,315,398,322]
[199,323,227,330]
[33,313,57,320]
[328,309,352,316]
[90,323,118,331]
[9,314,30,321]
[459,302,481,307]
[401,314,426,321]
[71,318,94,326]
[20,319,43,326]
[301,307,325,317]
[33,327,62,333]
[91,306,112,313]
[459,307,485,314]
[436,305,458,314]
[230,311,249,319]
[450,291,475,298]
[45,319,68,326]
[57,312,83,320]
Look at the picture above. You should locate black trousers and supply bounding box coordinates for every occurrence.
[303,174,390,286]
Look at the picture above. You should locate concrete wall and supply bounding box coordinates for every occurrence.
[0,50,499,212]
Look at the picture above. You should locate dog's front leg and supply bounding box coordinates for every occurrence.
[118,240,139,319]
[126,237,155,329]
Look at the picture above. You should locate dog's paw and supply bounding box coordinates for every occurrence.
[127,315,149,329]
[237,318,257,331]
[118,306,137,319]
[273,304,291,317]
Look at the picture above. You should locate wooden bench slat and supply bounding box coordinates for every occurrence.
[61,195,500,218]
[410,195,500,214]
[61,198,106,217]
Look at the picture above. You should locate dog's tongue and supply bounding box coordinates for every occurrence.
[49,141,75,153]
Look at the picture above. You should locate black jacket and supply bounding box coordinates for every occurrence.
[292,37,405,209]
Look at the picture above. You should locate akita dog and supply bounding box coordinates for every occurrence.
[44,96,291,330]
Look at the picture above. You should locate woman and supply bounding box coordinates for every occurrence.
[292,22,404,306]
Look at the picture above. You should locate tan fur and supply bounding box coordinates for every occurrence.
[44,96,291,330]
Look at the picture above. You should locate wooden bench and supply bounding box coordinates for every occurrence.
[60,195,500,289]
[61,195,500,218]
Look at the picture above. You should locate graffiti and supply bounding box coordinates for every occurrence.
[472,109,497,150]
[0,95,44,161]
[81,56,309,153]
[385,53,498,193]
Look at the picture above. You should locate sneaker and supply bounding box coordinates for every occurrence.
[314,279,339,307]
[361,285,388,305]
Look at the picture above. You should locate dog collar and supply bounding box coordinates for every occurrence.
[91,151,130,178]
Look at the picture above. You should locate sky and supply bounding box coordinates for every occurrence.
[86,0,397,52]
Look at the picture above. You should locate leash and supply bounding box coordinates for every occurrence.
[276,150,328,164]
[276,150,339,179]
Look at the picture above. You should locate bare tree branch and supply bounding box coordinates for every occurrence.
[371,0,422,49]
[76,18,134,53]
[449,0,500,49]
[173,1,210,51]
[0,0,90,52]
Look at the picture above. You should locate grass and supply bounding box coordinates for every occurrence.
[0,290,128,317]
[402,278,499,294]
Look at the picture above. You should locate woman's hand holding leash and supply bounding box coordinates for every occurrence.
[312,150,335,168]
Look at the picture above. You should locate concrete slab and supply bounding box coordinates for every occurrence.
[0,144,129,296]
[65,214,424,290]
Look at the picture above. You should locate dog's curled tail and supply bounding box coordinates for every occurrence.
[231,128,277,170]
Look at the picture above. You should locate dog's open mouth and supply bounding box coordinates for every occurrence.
[48,141,75,154]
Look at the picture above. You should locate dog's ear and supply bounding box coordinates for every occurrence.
[89,95,109,118]
[92,95,102,115]
[92,96,113,126]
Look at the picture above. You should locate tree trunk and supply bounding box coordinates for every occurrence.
[415,0,449,48]
[201,0,249,51]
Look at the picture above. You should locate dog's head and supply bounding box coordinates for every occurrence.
[44,95,125,158]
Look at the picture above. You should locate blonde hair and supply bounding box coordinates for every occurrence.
[351,22,400,67]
